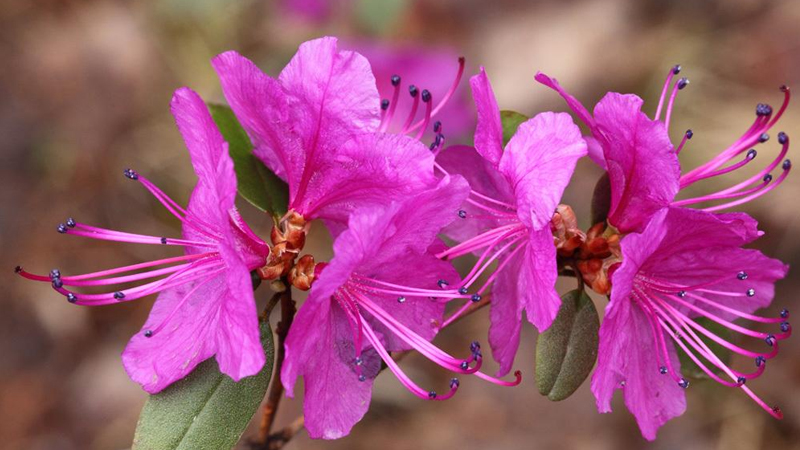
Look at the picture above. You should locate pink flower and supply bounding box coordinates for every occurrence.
[435,68,587,375]
[281,175,521,439]
[212,37,464,234]
[593,207,789,439]
[17,88,270,393]
[536,68,792,232]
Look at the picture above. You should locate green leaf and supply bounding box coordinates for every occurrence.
[677,317,732,380]
[132,320,275,450]
[536,289,600,401]
[208,103,289,220]
[500,110,529,147]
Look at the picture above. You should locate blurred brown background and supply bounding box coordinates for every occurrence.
[2,0,799,449]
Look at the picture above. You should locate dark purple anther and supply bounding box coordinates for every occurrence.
[421,89,431,102]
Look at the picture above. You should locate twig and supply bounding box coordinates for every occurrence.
[257,285,295,444]
[265,416,305,450]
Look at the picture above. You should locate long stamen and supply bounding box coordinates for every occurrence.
[379,75,402,133]
[675,129,693,154]
[63,222,215,248]
[655,64,681,121]
[703,160,791,212]
[436,223,524,260]
[400,85,420,133]
[413,90,433,140]
[664,77,689,131]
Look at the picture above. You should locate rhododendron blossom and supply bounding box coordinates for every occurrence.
[212,37,463,236]
[594,207,789,439]
[282,176,520,439]
[17,88,270,393]
[536,67,791,232]
[436,68,587,375]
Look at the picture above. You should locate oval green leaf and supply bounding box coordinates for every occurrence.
[500,110,529,147]
[208,103,289,220]
[536,289,600,401]
[132,319,275,450]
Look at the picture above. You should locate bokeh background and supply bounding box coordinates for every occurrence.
[2,0,800,449]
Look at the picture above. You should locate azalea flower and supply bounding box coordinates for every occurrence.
[435,68,587,375]
[281,175,521,439]
[536,68,791,233]
[16,88,270,393]
[594,207,789,439]
[212,37,464,236]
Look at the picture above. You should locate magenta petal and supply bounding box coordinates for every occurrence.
[278,37,380,136]
[211,51,294,183]
[122,269,263,392]
[470,68,504,167]
[633,208,788,319]
[534,72,597,130]
[593,93,680,233]
[499,112,587,229]
[584,135,607,169]
[488,249,524,377]
[521,228,561,331]
[299,132,438,227]
[591,295,686,440]
[281,293,373,439]
[436,145,514,242]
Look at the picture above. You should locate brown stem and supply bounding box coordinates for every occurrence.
[264,416,305,450]
[257,284,296,444]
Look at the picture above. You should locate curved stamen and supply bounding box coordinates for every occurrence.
[413,90,433,140]
[655,64,681,121]
[400,85,420,133]
[664,77,689,131]
[359,316,460,400]
[379,75,403,133]
[703,161,791,212]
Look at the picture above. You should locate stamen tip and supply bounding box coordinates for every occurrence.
[52,278,63,289]
[779,84,789,93]
[783,159,792,170]
[380,99,390,111]
[778,132,788,144]
[737,271,748,280]
[747,149,757,160]
[14,265,22,274]
[678,378,690,389]
[123,168,139,180]
[67,293,78,304]
[160,237,168,245]
[433,121,442,133]
[450,378,460,389]
[755,355,766,367]
[659,366,668,375]
[747,288,756,297]
[756,103,773,117]
[409,85,418,97]
[114,291,125,300]
[759,133,770,143]
[390,74,401,86]
[457,209,467,219]
[428,390,437,399]
[772,406,783,419]
[57,223,68,234]
[780,321,790,332]
[143,329,153,338]
[437,279,449,288]
[737,376,746,385]
[780,309,789,319]
[458,56,465,64]
[421,89,432,103]
[685,129,693,139]
[470,293,482,302]
[672,64,682,75]
[397,296,406,303]
[677,77,689,90]
[66,217,76,228]
[458,286,468,295]
[677,290,687,298]
[765,334,776,347]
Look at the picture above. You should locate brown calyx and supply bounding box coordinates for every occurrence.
[553,205,622,296]
[258,210,310,281]
[287,255,319,291]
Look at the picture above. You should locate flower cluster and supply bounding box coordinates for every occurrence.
[17,37,792,441]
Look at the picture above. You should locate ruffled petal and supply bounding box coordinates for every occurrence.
[534,72,597,130]
[521,227,561,331]
[436,145,515,243]
[499,112,587,229]
[298,132,438,227]
[281,294,374,439]
[470,68,504,166]
[591,294,686,440]
[593,93,680,233]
